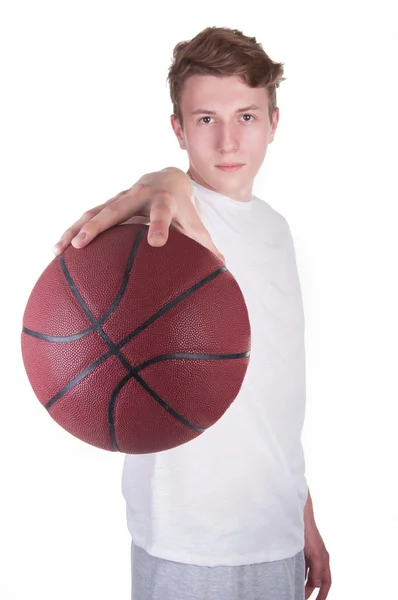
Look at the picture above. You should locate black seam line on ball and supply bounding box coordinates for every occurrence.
[108,351,250,449]
[60,255,227,374]
[108,372,136,450]
[133,371,205,434]
[45,350,113,410]
[43,265,229,412]
[108,370,206,451]
[116,266,228,350]
[60,253,132,372]
[22,228,145,343]
[97,228,145,324]
[60,256,228,446]
[22,326,93,342]
[133,351,251,373]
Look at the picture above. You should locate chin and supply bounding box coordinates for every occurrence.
[214,172,248,185]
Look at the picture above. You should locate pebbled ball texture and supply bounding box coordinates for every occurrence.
[21,224,251,454]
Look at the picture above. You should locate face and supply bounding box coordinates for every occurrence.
[171,75,279,202]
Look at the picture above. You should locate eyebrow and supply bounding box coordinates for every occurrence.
[191,104,263,116]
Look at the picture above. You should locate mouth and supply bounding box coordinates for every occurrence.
[215,164,244,172]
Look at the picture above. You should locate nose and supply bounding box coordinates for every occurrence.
[216,122,239,154]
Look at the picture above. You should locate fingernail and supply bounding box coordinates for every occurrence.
[149,233,165,245]
[52,243,61,255]
[74,232,87,243]
[314,580,321,587]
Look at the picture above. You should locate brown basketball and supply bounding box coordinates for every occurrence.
[21,224,251,453]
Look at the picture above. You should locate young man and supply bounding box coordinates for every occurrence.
[54,26,331,600]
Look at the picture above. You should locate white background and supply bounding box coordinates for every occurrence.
[1,1,397,598]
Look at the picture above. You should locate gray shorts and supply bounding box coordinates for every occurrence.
[131,542,305,600]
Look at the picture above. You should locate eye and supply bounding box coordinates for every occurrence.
[241,114,255,122]
[199,116,213,124]
[198,114,255,124]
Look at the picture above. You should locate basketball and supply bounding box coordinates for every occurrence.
[21,224,251,454]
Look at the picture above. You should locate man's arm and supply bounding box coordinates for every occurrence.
[303,487,332,598]
[52,167,225,263]
[304,487,315,523]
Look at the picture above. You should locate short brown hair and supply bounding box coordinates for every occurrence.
[167,26,285,127]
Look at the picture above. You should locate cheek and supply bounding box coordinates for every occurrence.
[185,130,212,157]
[247,130,269,159]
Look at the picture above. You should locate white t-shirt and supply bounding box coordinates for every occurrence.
[121,180,308,567]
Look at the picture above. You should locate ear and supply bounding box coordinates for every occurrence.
[170,114,187,150]
[268,107,280,144]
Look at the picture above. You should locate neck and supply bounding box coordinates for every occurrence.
[186,167,253,203]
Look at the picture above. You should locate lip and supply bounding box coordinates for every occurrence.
[216,164,244,172]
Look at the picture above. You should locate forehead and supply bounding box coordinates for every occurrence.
[180,75,269,113]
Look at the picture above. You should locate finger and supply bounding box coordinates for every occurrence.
[69,183,161,249]
[121,215,150,225]
[147,201,174,246]
[316,583,331,600]
[307,554,323,591]
[103,187,133,206]
[305,584,315,600]
[52,205,105,255]
[52,188,131,254]
[315,566,332,600]
[304,559,319,600]
[53,186,144,254]
[70,190,147,249]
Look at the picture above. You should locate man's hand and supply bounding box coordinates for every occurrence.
[52,167,225,264]
[304,492,332,600]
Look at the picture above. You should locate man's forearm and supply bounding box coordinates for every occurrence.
[304,487,316,527]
